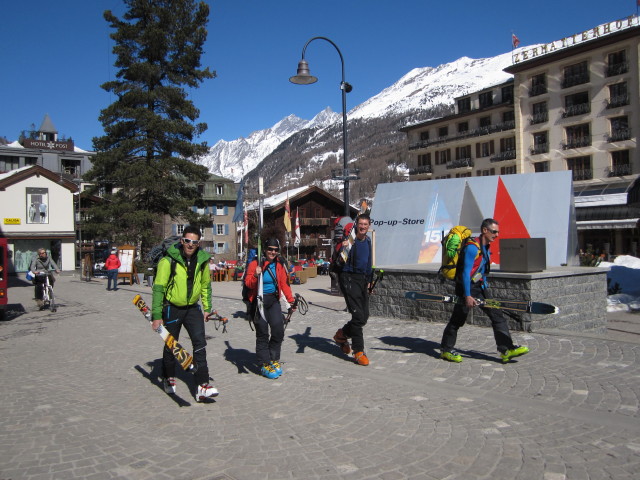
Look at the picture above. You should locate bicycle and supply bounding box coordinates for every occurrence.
[36,272,57,312]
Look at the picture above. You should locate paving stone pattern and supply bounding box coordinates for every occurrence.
[0,274,638,480]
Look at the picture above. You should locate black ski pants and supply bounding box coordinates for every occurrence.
[162,303,209,385]
[338,272,369,353]
[440,282,515,354]
[253,293,285,366]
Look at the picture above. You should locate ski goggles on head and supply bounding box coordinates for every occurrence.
[182,238,200,246]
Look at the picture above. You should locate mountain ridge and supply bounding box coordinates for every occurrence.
[198,50,516,200]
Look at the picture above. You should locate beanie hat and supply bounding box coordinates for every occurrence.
[265,238,280,249]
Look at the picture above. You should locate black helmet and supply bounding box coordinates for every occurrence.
[264,238,280,250]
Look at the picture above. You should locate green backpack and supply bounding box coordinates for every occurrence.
[439,226,480,280]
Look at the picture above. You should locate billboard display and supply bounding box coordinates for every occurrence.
[370,171,577,267]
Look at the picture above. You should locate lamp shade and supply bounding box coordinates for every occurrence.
[289,59,318,85]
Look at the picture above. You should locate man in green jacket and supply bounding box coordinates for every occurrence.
[151,226,218,402]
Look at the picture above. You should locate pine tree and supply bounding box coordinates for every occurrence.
[85,0,216,252]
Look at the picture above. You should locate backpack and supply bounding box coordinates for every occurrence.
[439,226,480,280]
[329,222,354,275]
[146,235,182,278]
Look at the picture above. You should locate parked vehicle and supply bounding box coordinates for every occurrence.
[0,238,8,320]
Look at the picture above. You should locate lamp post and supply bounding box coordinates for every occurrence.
[290,36,356,217]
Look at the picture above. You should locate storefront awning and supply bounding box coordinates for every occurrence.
[577,219,639,230]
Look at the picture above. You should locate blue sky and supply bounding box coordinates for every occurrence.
[1,0,636,150]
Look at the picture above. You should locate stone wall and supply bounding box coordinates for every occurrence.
[370,265,608,333]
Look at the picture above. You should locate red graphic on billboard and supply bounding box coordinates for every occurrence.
[492,177,530,264]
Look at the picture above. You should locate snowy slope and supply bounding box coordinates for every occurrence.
[200,49,520,182]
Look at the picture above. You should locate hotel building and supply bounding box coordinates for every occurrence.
[401,16,639,256]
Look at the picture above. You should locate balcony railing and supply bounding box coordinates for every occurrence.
[607,164,632,177]
[561,103,590,118]
[446,158,474,170]
[561,72,590,88]
[562,136,591,149]
[606,62,628,77]
[299,218,330,226]
[409,164,433,175]
[408,121,515,150]
[529,84,547,97]
[571,169,593,181]
[606,94,630,109]
[490,150,516,162]
[606,129,632,142]
[529,143,549,155]
[530,112,548,125]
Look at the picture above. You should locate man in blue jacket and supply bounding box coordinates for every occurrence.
[333,214,374,366]
[440,218,529,364]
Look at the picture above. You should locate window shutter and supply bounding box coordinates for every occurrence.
[171,224,177,235]
[224,206,228,215]
[224,224,229,235]
[212,224,217,236]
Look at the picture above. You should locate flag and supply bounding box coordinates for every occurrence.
[293,208,301,248]
[512,33,520,49]
[232,179,245,223]
[284,193,292,232]
[244,210,248,244]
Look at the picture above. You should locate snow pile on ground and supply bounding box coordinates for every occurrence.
[598,255,640,312]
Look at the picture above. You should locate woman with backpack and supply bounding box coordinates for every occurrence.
[244,238,296,379]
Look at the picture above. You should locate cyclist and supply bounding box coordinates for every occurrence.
[30,248,60,310]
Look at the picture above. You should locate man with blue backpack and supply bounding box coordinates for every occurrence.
[439,218,529,364]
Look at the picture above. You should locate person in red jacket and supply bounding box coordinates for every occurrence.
[105,248,121,291]
[244,238,296,379]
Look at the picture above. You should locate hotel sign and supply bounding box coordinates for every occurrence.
[513,15,639,64]
[22,138,74,152]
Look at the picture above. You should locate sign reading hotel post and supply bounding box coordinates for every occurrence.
[4,218,21,225]
[369,171,576,268]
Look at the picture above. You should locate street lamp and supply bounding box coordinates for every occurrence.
[290,36,355,217]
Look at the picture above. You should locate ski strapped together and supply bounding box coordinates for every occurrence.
[405,291,559,315]
[132,294,195,371]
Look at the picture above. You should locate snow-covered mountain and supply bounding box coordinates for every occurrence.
[199,49,516,183]
[199,107,340,181]
[349,52,513,122]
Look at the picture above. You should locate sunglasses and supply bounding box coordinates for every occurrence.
[266,247,279,252]
[182,238,200,246]
[487,229,499,234]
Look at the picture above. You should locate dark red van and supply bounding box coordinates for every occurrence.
[0,238,7,319]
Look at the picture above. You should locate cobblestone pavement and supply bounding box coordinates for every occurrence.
[1,273,639,480]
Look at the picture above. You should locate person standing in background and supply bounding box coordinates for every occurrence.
[105,248,121,291]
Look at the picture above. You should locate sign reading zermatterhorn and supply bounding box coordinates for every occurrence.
[369,171,577,268]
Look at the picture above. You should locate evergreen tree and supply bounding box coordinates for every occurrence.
[85,0,216,252]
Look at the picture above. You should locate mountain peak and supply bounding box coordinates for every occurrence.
[198,48,516,184]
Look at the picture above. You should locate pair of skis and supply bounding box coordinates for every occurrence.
[405,291,559,315]
[132,294,228,372]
